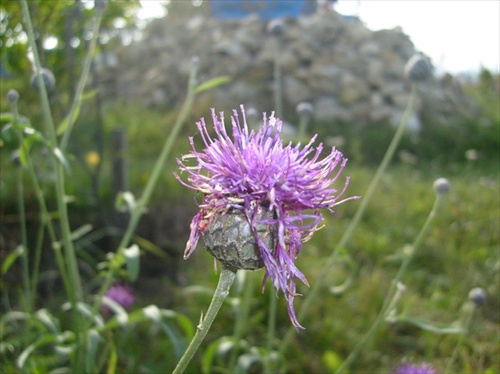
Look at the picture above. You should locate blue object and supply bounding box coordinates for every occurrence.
[210,0,316,20]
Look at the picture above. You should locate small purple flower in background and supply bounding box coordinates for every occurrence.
[105,284,135,309]
[176,105,358,329]
[395,363,437,374]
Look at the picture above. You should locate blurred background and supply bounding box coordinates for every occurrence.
[1,1,498,372]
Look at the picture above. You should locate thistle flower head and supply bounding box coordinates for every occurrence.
[105,284,135,309]
[175,105,358,329]
[394,363,437,374]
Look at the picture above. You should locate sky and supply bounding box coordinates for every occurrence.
[137,0,500,75]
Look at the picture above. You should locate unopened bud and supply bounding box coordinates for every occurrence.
[7,89,20,106]
[191,56,200,71]
[11,149,21,167]
[296,102,314,120]
[31,68,56,93]
[468,287,486,306]
[433,178,450,195]
[202,208,276,270]
[267,19,285,37]
[405,54,433,82]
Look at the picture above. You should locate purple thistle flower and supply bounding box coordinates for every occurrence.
[175,105,358,329]
[395,363,437,374]
[105,284,135,309]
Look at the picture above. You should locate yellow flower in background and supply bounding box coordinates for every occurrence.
[85,151,100,168]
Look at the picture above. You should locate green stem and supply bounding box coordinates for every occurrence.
[280,85,417,352]
[445,304,476,373]
[16,166,31,313]
[21,1,86,369]
[297,116,309,140]
[335,192,445,373]
[173,266,237,374]
[11,98,32,313]
[21,0,83,303]
[60,5,105,152]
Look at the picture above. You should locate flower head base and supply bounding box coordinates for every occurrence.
[176,105,358,329]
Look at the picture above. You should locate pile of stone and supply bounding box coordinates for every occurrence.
[101,10,477,129]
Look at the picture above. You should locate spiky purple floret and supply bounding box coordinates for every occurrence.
[175,105,358,329]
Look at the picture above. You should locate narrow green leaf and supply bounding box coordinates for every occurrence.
[101,297,129,326]
[57,101,81,136]
[389,315,466,334]
[1,123,15,142]
[106,340,118,374]
[81,88,99,101]
[52,147,70,171]
[0,112,15,122]
[35,309,60,334]
[115,191,136,213]
[329,246,356,295]
[194,75,231,93]
[0,112,30,125]
[1,245,23,275]
[133,235,169,260]
[70,224,93,242]
[17,333,57,368]
[85,329,102,373]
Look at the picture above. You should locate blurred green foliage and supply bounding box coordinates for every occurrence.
[1,20,499,371]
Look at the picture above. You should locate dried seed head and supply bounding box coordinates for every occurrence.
[202,208,276,270]
[405,54,433,82]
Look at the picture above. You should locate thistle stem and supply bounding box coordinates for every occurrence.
[173,266,237,374]
[444,303,476,373]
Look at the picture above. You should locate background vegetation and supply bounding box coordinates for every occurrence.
[1,1,498,373]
